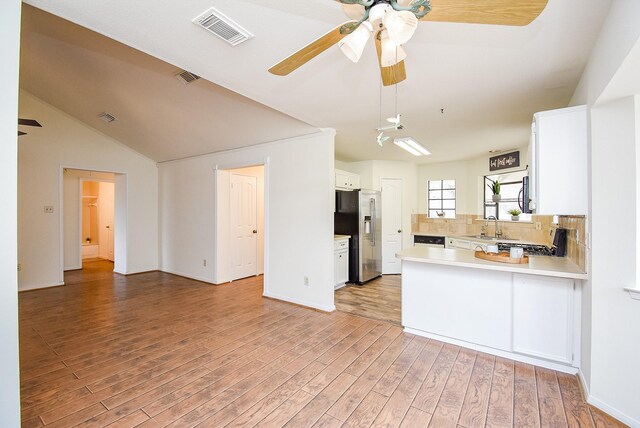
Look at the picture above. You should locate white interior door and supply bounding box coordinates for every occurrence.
[98,182,115,262]
[230,174,258,280]
[381,178,403,274]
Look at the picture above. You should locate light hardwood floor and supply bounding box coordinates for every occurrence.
[334,276,402,325]
[18,261,625,427]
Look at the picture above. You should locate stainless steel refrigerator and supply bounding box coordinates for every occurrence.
[334,189,382,284]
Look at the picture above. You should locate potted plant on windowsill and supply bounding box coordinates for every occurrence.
[508,209,522,221]
[487,178,501,202]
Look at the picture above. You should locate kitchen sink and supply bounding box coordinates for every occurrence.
[462,235,519,242]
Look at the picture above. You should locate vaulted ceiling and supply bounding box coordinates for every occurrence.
[21,0,612,163]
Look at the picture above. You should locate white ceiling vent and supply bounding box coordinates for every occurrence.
[97,112,116,123]
[193,7,253,46]
[175,70,200,84]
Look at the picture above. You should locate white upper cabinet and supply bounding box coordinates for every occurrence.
[529,105,587,215]
[335,169,360,190]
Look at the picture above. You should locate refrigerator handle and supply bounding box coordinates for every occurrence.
[370,198,376,246]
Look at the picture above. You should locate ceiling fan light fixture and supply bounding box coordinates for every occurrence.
[383,10,418,45]
[339,21,372,63]
[394,137,431,156]
[380,31,407,67]
[369,3,390,26]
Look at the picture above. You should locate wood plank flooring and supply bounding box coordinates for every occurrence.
[334,275,401,325]
[18,261,626,427]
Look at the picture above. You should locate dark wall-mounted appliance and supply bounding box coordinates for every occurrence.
[519,176,533,214]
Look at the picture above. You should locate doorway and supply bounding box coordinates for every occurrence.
[214,165,265,284]
[381,177,403,274]
[63,168,123,273]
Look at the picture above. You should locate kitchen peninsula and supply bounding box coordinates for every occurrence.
[397,246,587,373]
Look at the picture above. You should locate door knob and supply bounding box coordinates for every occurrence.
[397,229,402,233]
[253,230,257,234]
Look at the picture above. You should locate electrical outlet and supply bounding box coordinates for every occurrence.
[304,276,310,286]
[17,263,21,272]
[535,221,542,230]
[44,205,54,213]
[203,259,207,267]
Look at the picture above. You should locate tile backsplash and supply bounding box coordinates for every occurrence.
[412,213,587,272]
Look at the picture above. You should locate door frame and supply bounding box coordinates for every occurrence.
[379,176,404,275]
[213,158,269,292]
[59,166,126,282]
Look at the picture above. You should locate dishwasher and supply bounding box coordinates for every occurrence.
[413,235,446,248]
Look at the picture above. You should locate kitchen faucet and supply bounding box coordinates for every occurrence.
[486,216,502,238]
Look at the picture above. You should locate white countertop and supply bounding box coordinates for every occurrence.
[397,246,587,280]
[334,234,351,241]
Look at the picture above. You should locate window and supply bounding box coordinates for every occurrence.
[484,170,531,221]
[428,180,456,218]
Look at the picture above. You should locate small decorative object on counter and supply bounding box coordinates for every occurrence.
[487,178,501,202]
[508,208,521,221]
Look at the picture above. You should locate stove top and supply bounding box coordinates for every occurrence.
[498,243,556,257]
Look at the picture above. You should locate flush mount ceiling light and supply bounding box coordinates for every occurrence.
[394,137,431,156]
[268,0,548,86]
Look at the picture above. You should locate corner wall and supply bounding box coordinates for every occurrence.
[0,0,22,424]
[18,92,159,290]
[160,130,335,312]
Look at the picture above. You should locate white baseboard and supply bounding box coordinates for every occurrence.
[262,291,336,313]
[578,369,639,428]
[19,281,64,292]
[404,327,578,375]
[159,269,214,284]
[64,265,82,271]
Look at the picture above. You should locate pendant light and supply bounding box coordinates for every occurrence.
[339,21,373,63]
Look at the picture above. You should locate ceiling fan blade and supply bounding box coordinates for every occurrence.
[374,33,407,86]
[422,0,548,26]
[18,131,27,136]
[269,21,357,76]
[18,118,42,127]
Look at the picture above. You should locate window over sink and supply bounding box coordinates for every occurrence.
[484,170,532,221]
[428,180,456,219]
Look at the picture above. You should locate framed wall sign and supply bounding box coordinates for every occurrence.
[490,151,520,171]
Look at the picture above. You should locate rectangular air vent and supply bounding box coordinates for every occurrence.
[175,70,200,84]
[98,112,116,123]
[193,7,253,46]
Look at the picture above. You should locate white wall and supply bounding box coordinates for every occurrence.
[160,130,336,312]
[418,147,528,215]
[588,96,640,426]
[0,0,22,424]
[214,165,265,283]
[18,92,159,290]
[570,2,640,425]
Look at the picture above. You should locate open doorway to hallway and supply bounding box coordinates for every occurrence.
[214,164,265,284]
[63,169,123,273]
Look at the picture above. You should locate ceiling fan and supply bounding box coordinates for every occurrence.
[18,118,42,137]
[269,0,548,86]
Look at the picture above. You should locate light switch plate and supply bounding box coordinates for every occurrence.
[535,221,542,230]
[44,206,54,213]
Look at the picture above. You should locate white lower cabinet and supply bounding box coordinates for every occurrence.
[334,238,349,289]
[513,274,575,364]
